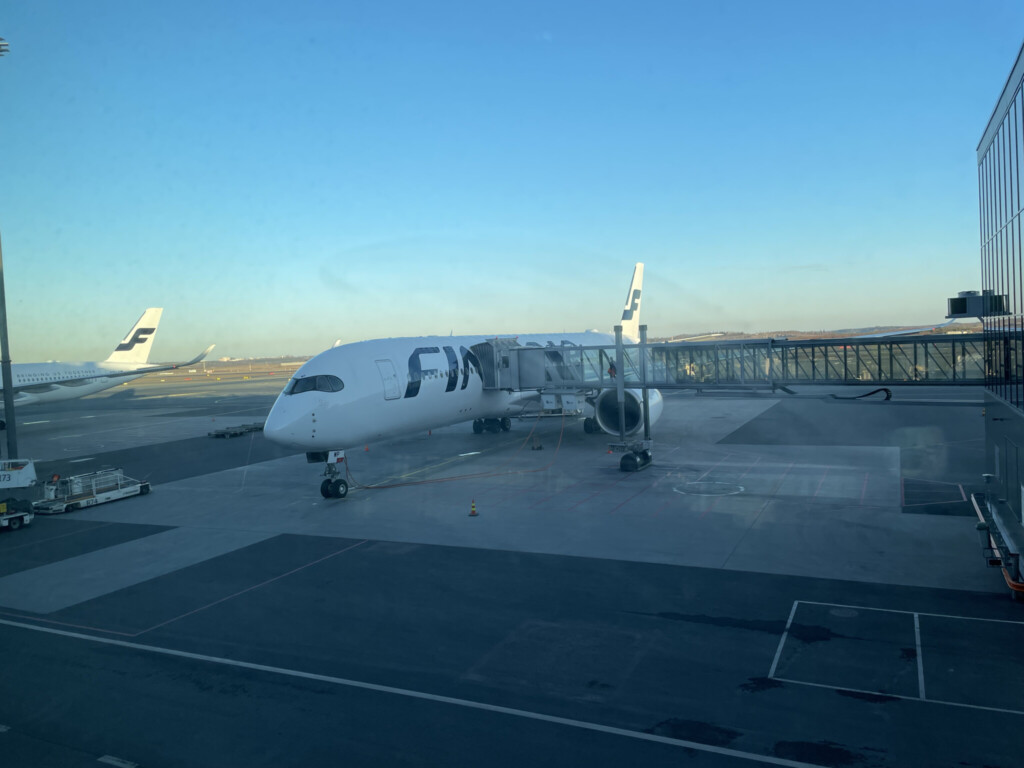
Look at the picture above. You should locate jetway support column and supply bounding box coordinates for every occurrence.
[640,324,651,441]
[614,325,625,442]
[609,325,652,472]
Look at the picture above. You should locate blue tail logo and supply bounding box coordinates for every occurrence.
[115,328,156,351]
[621,289,641,321]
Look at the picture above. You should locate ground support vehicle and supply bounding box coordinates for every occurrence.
[32,469,150,515]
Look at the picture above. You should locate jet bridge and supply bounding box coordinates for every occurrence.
[473,338,596,393]
[491,329,987,471]
[503,333,988,391]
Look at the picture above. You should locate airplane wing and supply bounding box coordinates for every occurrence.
[847,321,955,339]
[92,344,216,381]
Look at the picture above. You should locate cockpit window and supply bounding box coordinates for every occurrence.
[284,375,344,395]
[316,375,345,392]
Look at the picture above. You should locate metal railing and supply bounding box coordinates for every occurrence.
[512,334,986,390]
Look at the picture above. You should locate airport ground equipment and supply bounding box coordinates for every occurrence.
[0,498,33,531]
[0,458,37,490]
[208,422,264,438]
[32,468,150,515]
[974,482,1024,601]
[0,459,38,530]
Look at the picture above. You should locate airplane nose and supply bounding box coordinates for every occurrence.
[264,400,308,448]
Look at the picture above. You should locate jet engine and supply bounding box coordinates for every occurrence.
[592,388,663,436]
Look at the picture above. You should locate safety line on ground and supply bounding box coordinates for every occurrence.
[768,601,799,678]
[0,616,830,768]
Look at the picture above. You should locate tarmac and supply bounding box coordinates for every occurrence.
[0,370,1020,767]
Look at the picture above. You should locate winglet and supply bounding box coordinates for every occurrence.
[619,263,644,341]
[170,344,215,369]
[104,308,163,364]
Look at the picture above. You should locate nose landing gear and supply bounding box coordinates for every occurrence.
[320,477,348,499]
[311,449,349,499]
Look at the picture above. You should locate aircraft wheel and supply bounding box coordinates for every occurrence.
[619,453,639,472]
[472,420,484,434]
[640,450,653,466]
[583,417,596,434]
[8,516,20,531]
[320,479,334,498]
[486,420,502,434]
[500,417,511,432]
[331,479,348,498]
[0,419,6,430]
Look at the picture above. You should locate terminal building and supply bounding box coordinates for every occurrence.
[978,39,1024,589]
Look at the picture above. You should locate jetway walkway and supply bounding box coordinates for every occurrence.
[486,333,987,392]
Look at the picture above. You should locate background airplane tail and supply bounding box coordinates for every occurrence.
[620,263,644,341]
[104,308,163,364]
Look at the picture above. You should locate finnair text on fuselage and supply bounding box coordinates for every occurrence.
[265,331,613,450]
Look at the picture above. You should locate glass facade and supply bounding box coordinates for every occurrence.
[979,44,1024,534]
[979,59,1024,407]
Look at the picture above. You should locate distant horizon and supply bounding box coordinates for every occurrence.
[172,320,981,364]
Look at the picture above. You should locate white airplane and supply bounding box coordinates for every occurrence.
[1,308,214,424]
[264,264,663,498]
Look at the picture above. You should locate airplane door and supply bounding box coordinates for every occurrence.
[375,360,401,400]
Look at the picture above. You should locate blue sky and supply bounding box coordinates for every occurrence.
[0,1,1021,360]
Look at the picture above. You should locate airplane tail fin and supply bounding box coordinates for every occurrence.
[104,308,163,364]
[619,263,644,341]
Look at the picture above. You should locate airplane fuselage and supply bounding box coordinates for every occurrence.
[264,331,614,451]
[5,362,155,406]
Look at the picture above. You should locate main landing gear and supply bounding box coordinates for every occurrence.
[472,417,511,434]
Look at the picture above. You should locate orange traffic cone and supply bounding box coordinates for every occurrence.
[364,445,369,452]
[469,500,478,517]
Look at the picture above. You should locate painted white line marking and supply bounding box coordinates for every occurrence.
[797,600,1024,626]
[52,434,84,439]
[459,452,481,457]
[24,420,49,425]
[769,601,799,678]
[0,617,827,768]
[70,457,95,463]
[80,415,98,419]
[0,724,9,732]
[914,613,926,700]
[98,756,138,768]
[772,676,1024,717]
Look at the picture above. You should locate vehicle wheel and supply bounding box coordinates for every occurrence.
[500,417,511,432]
[330,479,348,498]
[0,419,6,430]
[8,516,20,531]
[66,502,79,512]
[620,453,639,472]
[140,483,151,495]
[320,479,334,498]
[472,420,484,434]
[583,417,596,434]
